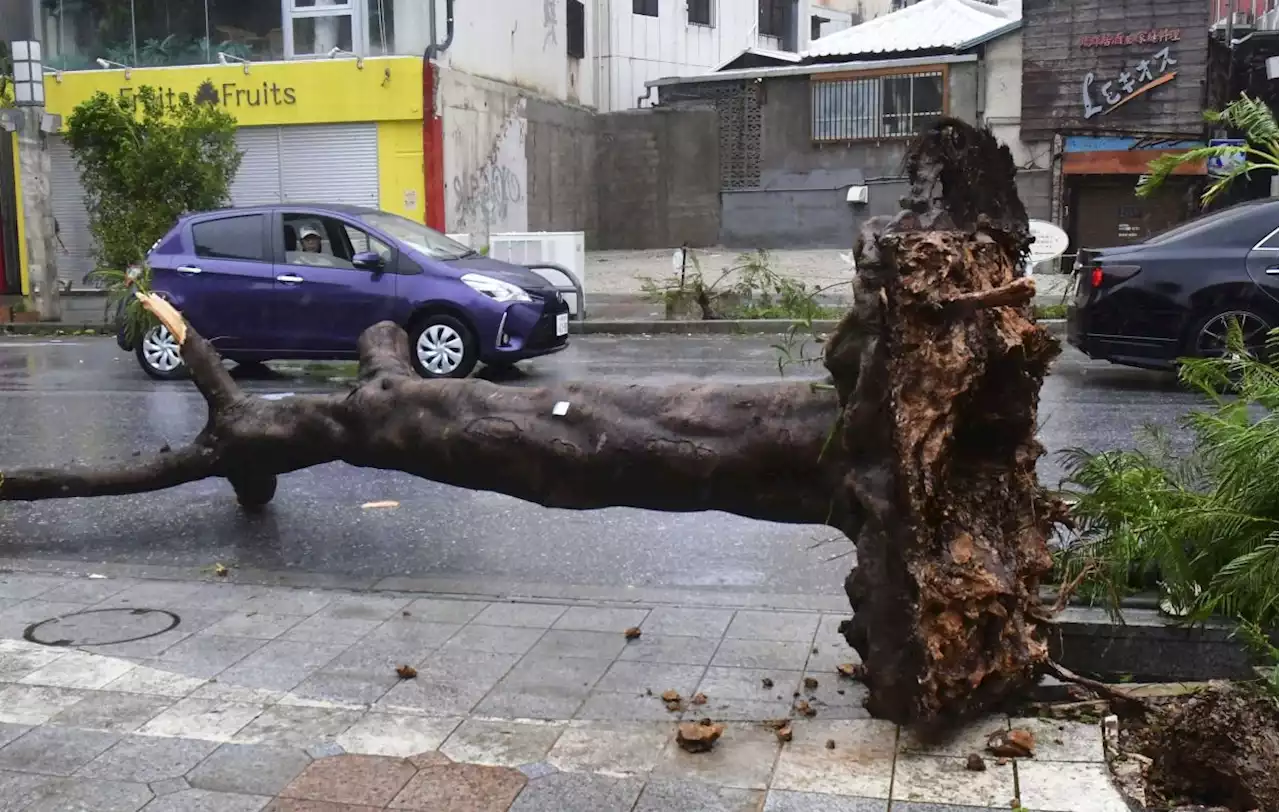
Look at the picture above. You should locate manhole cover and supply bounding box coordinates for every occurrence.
[24,608,181,647]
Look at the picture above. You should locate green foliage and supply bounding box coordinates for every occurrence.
[1035,302,1067,320]
[640,249,842,321]
[1056,323,1279,662]
[1137,94,1279,205]
[64,87,241,337]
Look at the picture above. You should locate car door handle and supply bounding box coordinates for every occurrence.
[276,274,304,284]
[1266,267,1278,275]
[176,265,202,275]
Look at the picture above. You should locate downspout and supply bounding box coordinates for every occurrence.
[423,0,455,230]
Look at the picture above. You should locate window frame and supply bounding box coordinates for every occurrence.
[190,213,272,264]
[633,0,659,18]
[688,0,714,27]
[759,0,786,37]
[283,0,365,61]
[567,0,586,58]
[810,66,949,144]
[275,210,405,273]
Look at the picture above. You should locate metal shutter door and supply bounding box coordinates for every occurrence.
[278,123,379,208]
[48,136,94,286]
[229,126,284,207]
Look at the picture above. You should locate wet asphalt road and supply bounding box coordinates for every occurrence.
[0,335,1198,595]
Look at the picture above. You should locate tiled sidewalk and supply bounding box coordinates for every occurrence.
[0,569,1128,812]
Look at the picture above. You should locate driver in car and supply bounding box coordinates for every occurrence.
[290,225,341,267]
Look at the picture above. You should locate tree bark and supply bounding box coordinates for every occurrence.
[0,118,1066,735]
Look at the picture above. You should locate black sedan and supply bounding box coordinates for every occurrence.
[1067,198,1278,370]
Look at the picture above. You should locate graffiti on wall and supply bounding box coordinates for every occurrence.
[543,0,558,49]
[448,97,528,238]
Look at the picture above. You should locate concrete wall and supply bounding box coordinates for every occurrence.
[524,98,599,245]
[594,106,721,249]
[721,63,982,249]
[982,26,1053,192]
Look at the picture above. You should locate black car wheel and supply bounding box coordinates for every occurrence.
[408,314,479,379]
[1187,306,1275,361]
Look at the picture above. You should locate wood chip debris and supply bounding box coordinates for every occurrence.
[775,722,793,743]
[624,627,642,640]
[361,500,400,509]
[986,728,1035,758]
[794,700,816,717]
[837,662,866,679]
[676,720,725,753]
[965,753,986,771]
[395,665,418,679]
[691,692,707,706]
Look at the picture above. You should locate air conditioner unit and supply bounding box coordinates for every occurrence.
[488,231,586,317]
[1261,7,1279,31]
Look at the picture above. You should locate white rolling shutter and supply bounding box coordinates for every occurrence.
[279,123,380,208]
[228,126,284,206]
[47,136,95,286]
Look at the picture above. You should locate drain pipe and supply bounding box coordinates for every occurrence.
[423,0,455,230]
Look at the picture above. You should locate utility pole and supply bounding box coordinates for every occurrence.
[4,4,62,320]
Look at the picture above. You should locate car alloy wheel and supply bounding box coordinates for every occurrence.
[137,325,187,379]
[408,314,478,379]
[1194,310,1271,360]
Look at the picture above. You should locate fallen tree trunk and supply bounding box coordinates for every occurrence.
[0,119,1064,733]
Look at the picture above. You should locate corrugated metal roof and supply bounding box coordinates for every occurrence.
[805,0,1020,57]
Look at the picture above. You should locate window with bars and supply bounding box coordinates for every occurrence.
[634,0,659,17]
[759,0,787,36]
[689,0,713,25]
[811,71,944,142]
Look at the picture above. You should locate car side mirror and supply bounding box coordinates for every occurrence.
[353,251,384,271]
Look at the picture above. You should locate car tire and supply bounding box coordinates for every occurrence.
[408,314,479,379]
[1185,304,1275,361]
[136,324,189,381]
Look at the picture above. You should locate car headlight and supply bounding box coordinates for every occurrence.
[461,273,532,303]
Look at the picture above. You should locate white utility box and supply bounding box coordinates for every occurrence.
[487,231,586,317]
[446,233,472,247]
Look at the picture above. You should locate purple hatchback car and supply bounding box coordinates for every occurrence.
[119,204,572,380]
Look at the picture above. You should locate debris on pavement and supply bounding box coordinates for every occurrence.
[803,676,819,690]
[986,728,1035,758]
[395,665,418,679]
[661,689,683,712]
[361,500,400,509]
[966,753,986,771]
[624,626,642,640]
[837,662,866,680]
[691,692,707,706]
[676,720,725,753]
[761,677,774,689]
[825,739,836,750]
[212,563,229,577]
[775,722,793,743]
[795,700,816,717]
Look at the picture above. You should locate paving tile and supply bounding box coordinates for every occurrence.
[889,803,1002,812]
[189,682,287,705]
[79,629,195,659]
[653,721,781,790]
[574,690,687,721]
[551,606,651,633]
[438,624,545,656]
[238,589,334,617]
[137,697,267,742]
[725,611,821,643]
[519,761,557,779]
[547,720,670,777]
[205,612,309,640]
[232,705,364,749]
[0,575,64,601]
[525,630,630,661]
[388,762,526,811]
[807,615,861,673]
[265,801,381,812]
[471,602,568,629]
[763,789,887,811]
[617,634,720,665]
[18,650,137,690]
[697,666,804,701]
[20,776,154,812]
[440,718,566,767]
[0,685,89,725]
[280,754,416,806]
[141,787,271,811]
[473,656,613,719]
[680,697,795,722]
[282,616,382,645]
[507,770,643,812]
[898,715,1007,758]
[150,777,190,795]
[317,595,413,622]
[795,675,871,720]
[102,665,206,698]
[771,719,897,797]
[187,743,313,797]
[335,712,460,757]
[1015,761,1131,812]
[289,672,398,707]
[712,639,814,670]
[402,597,489,624]
[0,770,57,812]
[363,618,462,650]
[216,640,351,693]
[77,735,218,783]
[323,636,450,678]
[0,725,28,750]
[154,634,268,679]
[0,646,66,682]
[0,726,120,776]
[891,753,1017,807]
[634,779,765,812]
[1010,717,1105,762]
[34,579,138,605]
[103,582,260,613]
[595,660,706,696]
[48,691,173,733]
[640,607,735,638]
[376,651,520,716]
[0,601,89,640]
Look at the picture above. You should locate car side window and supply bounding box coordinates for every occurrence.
[192,215,267,262]
[282,214,354,270]
[1258,229,1279,251]
[342,224,393,264]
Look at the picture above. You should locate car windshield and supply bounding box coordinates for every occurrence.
[358,212,475,260]
[1142,200,1269,246]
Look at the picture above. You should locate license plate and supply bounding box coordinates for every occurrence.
[555,313,569,337]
